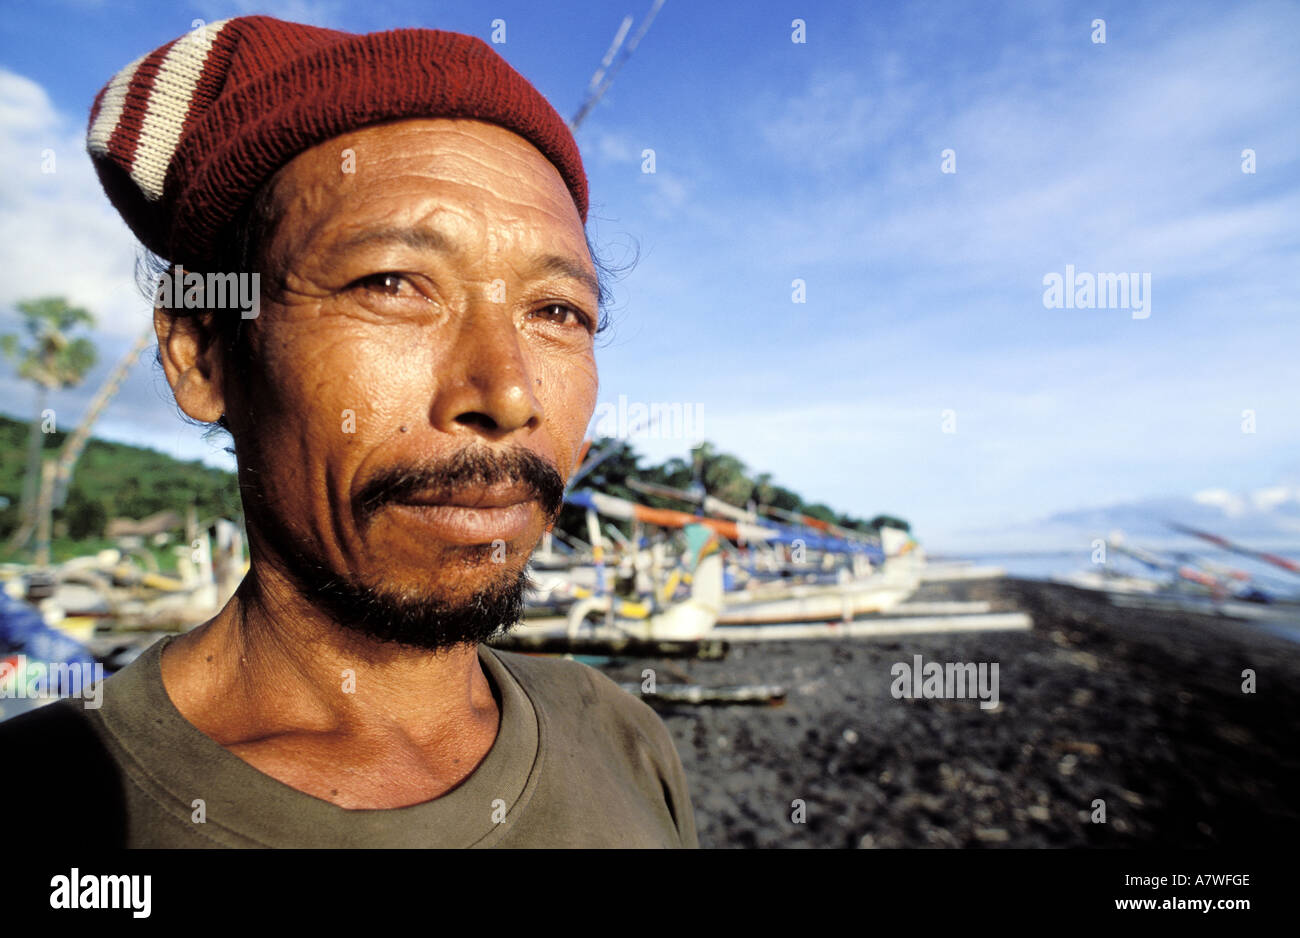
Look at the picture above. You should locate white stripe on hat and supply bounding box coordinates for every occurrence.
[130,19,231,202]
[87,53,147,158]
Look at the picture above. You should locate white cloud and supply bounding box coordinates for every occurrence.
[639,170,689,217]
[0,68,150,341]
[591,131,637,164]
[739,5,1300,284]
[758,67,926,173]
[1193,488,1247,517]
[1252,485,1296,512]
[0,68,231,469]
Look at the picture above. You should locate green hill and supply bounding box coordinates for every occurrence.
[0,412,240,546]
[0,411,905,560]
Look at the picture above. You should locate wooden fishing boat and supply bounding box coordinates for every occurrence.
[717,572,917,624]
[513,527,726,641]
[1055,529,1300,638]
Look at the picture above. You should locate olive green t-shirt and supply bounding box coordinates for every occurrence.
[0,637,697,848]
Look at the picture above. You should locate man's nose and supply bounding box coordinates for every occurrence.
[429,304,543,438]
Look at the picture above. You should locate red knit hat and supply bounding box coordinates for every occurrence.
[87,16,588,267]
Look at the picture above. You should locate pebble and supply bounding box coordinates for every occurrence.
[591,577,1300,847]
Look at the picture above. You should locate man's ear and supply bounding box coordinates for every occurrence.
[154,304,228,423]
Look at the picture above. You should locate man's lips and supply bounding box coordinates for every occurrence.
[384,483,540,544]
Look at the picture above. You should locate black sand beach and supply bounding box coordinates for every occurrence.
[597,577,1300,848]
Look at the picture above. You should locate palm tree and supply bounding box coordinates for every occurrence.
[2,296,97,550]
[690,441,754,508]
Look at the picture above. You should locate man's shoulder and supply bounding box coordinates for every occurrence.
[483,646,699,847]
[485,646,670,744]
[485,645,646,711]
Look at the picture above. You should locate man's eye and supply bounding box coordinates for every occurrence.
[352,273,419,298]
[534,303,591,330]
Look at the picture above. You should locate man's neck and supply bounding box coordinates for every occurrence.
[159,568,502,809]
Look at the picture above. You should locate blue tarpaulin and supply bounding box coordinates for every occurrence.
[0,589,98,666]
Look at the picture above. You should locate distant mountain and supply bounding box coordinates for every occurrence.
[944,484,1300,555]
[1044,485,1300,543]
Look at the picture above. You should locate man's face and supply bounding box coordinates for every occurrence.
[220,119,598,649]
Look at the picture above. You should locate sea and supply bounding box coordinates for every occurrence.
[947,549,1300,644]
[946,549,1300,586]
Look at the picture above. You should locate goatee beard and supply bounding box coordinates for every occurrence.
[299,560,531,651]
[243,444,561,651]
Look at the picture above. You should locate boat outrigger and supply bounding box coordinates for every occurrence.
[1054,528,1300,635]
[498,476,1029,646]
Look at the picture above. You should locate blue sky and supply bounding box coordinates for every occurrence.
[1,0,1297,551]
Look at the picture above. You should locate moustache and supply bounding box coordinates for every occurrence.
[355,446,566,529]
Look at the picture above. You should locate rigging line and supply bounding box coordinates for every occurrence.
[569,0,667,131]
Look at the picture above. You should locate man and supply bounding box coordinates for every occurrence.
[0,15,698,848]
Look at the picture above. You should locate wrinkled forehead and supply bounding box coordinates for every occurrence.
[259,118,589,263]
